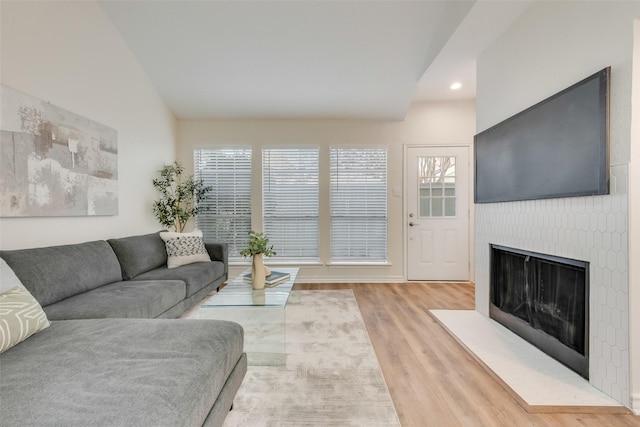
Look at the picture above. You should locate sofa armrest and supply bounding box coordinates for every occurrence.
[205,241,228,274]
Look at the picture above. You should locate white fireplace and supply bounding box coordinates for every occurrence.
[475,169,629,406]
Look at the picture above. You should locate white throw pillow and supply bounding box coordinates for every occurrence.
[0,286,50,353]
[0,257,27,293]
[159,229,211,269]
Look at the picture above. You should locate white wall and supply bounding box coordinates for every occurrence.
[177,100,476,282]
[0,1,176,250]
[476,1,640,408]
[629,18,640,417]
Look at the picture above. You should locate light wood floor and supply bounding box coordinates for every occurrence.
[294,282,640,427]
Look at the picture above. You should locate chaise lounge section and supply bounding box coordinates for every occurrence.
[1,318,247,427]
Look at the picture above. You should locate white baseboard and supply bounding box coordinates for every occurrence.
[296,276,407,284]
[632,393,640,415]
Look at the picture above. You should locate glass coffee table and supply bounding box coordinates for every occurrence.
[197,267,298,366]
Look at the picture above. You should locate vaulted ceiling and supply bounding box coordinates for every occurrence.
[99,1,532,120]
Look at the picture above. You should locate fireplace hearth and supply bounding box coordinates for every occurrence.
[490,245,589,378]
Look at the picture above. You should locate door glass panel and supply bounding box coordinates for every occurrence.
[431,198,444,216]
[418,156,456,217]
[420,198,430,216]
[444,198,456,216]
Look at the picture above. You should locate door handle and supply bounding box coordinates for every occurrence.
[409,222,418,227]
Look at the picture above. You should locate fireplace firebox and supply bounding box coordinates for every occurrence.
[490,245,589,378]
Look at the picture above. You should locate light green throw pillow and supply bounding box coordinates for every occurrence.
[0,287,50,353]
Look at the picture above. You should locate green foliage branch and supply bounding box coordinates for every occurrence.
[239,231,276,258]
[152,161,212,232]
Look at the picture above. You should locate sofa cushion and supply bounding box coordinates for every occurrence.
[132,261,225,297]
[108,232,168,280]
[43,280,187,320]
[160,229,211,268]
[0,318,244,427]
[0,287,50,353]
[0,241,123,307]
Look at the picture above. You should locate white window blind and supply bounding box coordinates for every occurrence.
[262,148,319,260]
[194,148,252,259]
[330,148,387,262]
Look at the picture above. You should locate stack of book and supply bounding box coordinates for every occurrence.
[243,270,290,287]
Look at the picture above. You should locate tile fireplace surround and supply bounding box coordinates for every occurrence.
[475,164,630,407]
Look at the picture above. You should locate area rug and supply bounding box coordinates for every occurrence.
[222,290,400,427]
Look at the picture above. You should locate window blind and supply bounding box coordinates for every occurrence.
[330,148,387,262]
[262,148,319,260]
[194,148,252,260]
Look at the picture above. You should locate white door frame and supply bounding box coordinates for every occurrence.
[403,144,474,282]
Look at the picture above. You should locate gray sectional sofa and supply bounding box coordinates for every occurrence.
[0,231,247,427]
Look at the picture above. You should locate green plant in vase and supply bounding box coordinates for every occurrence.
[152,161,212,232]
[240,231,276,290]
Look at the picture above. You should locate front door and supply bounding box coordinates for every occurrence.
[406,146,469,281]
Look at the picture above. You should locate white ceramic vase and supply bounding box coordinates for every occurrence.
[252,253,266,290]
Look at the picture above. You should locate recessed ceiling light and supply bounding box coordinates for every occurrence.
[450,82,462,90]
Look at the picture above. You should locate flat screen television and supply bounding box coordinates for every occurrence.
[474,67,610,204]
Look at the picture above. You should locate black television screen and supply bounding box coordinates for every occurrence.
[474,67,610,204]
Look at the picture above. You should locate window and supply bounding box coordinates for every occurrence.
[262,148,319,260]
[194,148,252,259]
[418,156,456,217]
[330,148,387,262]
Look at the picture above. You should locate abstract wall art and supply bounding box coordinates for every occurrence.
[1,85,118,217]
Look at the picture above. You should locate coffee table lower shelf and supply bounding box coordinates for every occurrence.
[196,267,298,366]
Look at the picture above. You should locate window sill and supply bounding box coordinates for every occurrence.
[230,260,390,267]
[326,262,391,267]
[230,260,323,267]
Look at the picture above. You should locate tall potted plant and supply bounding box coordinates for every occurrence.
[240,231,276,290]
[152,161,212,232]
